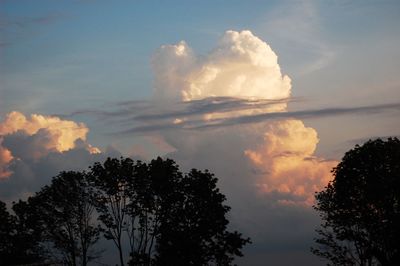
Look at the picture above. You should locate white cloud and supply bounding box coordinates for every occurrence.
[153,30,291,113]
[152,30,336,206]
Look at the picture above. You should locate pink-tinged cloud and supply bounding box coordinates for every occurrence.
[0,141,13,179]
[0,111,99,153]
[152,30,336,205]
[0,111,100,179]
[245,120,337,205]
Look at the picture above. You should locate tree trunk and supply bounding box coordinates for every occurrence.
[118,239,125,266]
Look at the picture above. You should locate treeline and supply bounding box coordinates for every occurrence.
[312,138,400,266]
[0,157,250,266]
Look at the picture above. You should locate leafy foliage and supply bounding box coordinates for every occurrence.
[312,138,400,266]
[89,157,250,266]
[155,168,250,265]
[0,199,44,265]
[89,157,137,266]
[0,157,249,265]
[34,171,100,266]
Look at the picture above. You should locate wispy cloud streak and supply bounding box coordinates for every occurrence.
[134,97,295,121]
[0,12,65,30]
[53,95,400,135]
[116,101,400,134]
[196,102,400,129]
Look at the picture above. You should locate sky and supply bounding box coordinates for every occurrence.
[1,1,400,265]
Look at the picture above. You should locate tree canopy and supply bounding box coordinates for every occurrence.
[0,157,250,266]
[0,199,44,265]
[89,157,250,266]
[312,138,400,266]
[35,171,101,266]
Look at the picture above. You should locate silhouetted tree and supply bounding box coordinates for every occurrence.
[1,156,249,265]
[127,158,182,265]
[0,200,44,265]
[154,168,250,266]
[89,157,250,265]
[125,157,250,266]
[0,200,16,264]
[89,157,184,266]
[35,171,100,266]
[312,138,400,266]
[89,157,135,266]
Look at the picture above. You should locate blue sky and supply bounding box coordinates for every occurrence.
[2,1,399,151]
[1,1,400,265]
[2,1,399,110]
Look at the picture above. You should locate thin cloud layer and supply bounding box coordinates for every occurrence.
[114,100,400,134]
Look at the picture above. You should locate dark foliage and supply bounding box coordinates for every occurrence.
[0,199,44,265]
[89,157,136,266]
[312,138,400,266]
[0,201,13,262]
[154,168,250,266]
[89,157,250,266]
[34,171,100,265]
[0,157,249,265]
[128,158,182,266]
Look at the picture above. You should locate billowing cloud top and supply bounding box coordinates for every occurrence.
[245,120,336,205]
[0,111,95,152]
[151,30,336,206]
[0,111,100,179]
[153,30,291,110]
[1,30,336,207]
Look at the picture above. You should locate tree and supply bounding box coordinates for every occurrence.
[89,157,250,266]
[0,200,16,264]
[0,200,44,265]
[1,156,249,265]
[35,171,100,266]
[312,138,400,266]
[154,168,250,266]
[127,157,250,266]
[89,157,135,266]
[127,158,183,265]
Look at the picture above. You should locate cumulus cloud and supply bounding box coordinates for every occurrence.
[151,30,335,205]
[0,111,99,153]
[0,30,337,264]
[0,111,106,201]
[245,120,337,205]
[149,30,338,264]
[0,141,13,179]
[153,30,291,114]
